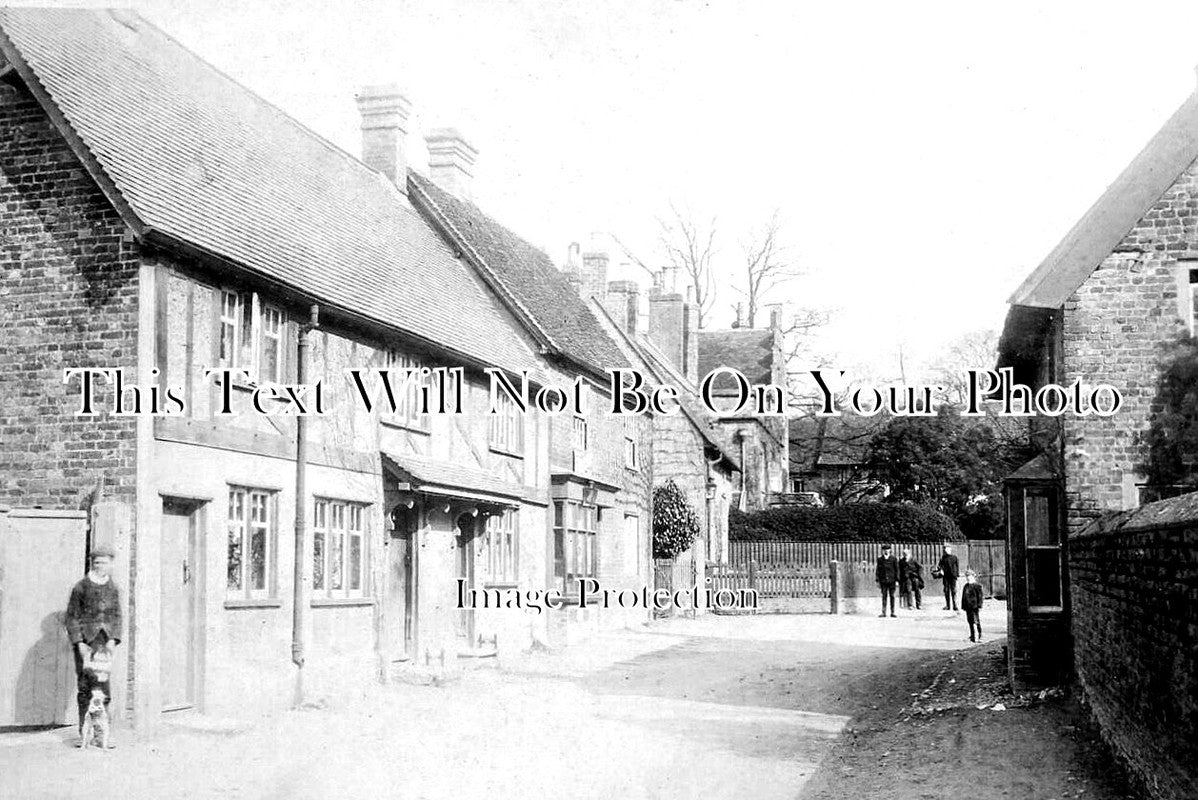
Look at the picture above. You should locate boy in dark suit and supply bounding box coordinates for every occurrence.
[65,545,122,745]
[875,544,899,617]
[962,569,984,642]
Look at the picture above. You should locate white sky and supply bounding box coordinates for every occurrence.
[21,0,1198,379]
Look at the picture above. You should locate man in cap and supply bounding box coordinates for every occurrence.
[937,543,960,611]
[875,544,899,618]
[65,544,122,745]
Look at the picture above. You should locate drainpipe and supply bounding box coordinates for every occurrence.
[292,304,320,704]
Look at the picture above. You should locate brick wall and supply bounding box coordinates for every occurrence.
[0,81,139,509]
[1061,162,1198,535]
[1070,505,1198,800]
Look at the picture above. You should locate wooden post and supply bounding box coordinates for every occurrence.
[829,560,840,614]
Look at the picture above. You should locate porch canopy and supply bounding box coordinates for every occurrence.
[381,452,528,516]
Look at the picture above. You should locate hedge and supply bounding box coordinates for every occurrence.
[729,503,964,543]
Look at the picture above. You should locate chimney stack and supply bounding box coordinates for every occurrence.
[425,128,478,200]
[355,85,412,191]
[580,247,609,302]
[604,280,640,334]
[647,289,685,374]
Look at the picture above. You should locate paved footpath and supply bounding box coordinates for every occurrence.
[2,604,1045,800]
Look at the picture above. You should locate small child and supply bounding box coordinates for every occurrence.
[961,569,984,642]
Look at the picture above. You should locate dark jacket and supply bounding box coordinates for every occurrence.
[937,553,960,581]
[961,582,984,611]
[875,555,899,585]
[65,575,123,645]
[903,557,923,588]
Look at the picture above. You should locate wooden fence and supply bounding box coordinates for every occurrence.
[707,561,831,598]
[711,540,1007,598]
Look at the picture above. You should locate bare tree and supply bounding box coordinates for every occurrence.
[733,210,803,328]
[657,202,718,328]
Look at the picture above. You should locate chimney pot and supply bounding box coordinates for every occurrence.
[355,84,412,190]
[425,127,478,200]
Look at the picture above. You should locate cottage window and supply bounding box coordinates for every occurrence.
[553,497,597,593]
[624,436,638,470]
[572,415,588,451]
[489,392,524,454]
[382,351,435,432]
[622,513,640,575]
[1189,268,1198,335]
[1024,489,1061,609]
[219,291,285,383]
[484,510,518,584]
[226,487,276,601]
[313,499,368,599]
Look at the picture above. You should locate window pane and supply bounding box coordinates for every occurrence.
[1025,493,1053,547]
[349,534,362,591]
[227,523,242,591]
[554,529,565,579]
[331,532,344,590]
[261,333,279,383]
[250,526,267,591]
[1028,549,1061,606]
[238,295,254,370]
[313,532,325,590]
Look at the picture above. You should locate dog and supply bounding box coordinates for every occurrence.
[79,687,110,750]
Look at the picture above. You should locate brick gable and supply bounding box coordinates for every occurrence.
[0,81,138,508]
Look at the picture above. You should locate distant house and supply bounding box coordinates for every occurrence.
[696,311,790,512]
[565,247,739,579]
[788,414,885,506]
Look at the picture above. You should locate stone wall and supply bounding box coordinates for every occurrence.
[1070,496,1198,800]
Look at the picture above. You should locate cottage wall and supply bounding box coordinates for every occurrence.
[0,81,139,509]
[1061,162,1198,534]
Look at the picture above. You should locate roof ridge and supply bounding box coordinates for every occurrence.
[406,171,556,353]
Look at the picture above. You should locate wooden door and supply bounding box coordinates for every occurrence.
[455,516,476,646]
[387,506,417,659]
[0,510,86,727]
[160,500,196,711]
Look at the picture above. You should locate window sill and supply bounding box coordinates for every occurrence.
[488,445,525,459]
[311,597,375,608]
[1028,605,1064,614]
[483,581,519,590]
[224,598,282,610]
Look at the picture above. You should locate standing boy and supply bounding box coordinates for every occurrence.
[962,569,984,642]
[901,548,923,610]
[65,545,122,744]
[875,544,899,618]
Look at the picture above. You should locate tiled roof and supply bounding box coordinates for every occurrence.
[697,328,776,388]
[409,172,628,375]
[1009,89,1198,309]
[0,8,541,375]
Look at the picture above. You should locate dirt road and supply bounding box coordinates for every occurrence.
[0,605,1132,799]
